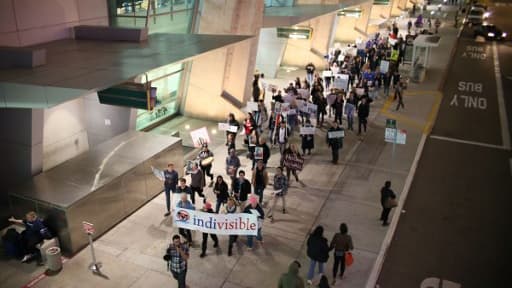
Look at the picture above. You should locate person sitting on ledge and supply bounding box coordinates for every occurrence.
[8,211,52,264]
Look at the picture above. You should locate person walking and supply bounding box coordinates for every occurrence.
[382,72,391,98]
[226,113,240,146]
[199,202,219,258]
[327,122,344,164]
[333,93,344,125]
[357,97,370,136]
[213,176,229,213]
[301,119,315,155]
[277,121,290,155]
[226,148,241,192]
[164,235,190,288]
[395,80,405,111]
[233,170,251,211]
[329,223,354,285]
[282,144,304,186]
[225,197,239,256]
[244,195,265,250]
[306,225,330,285]
[278,260,305,288]
[251,160,269,204]
[380,180,397,226]
[189,162,205,205]
[176,191,195,244]
[267,167,288,223]
[163,163,179,216]
[305,62,316,85]
[345,93,356,131]
[197,144,214,187]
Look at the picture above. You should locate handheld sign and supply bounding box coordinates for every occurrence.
[300,126,316,135]
[328,130,345,139]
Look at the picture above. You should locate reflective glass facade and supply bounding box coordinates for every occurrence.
[264,0,295,7]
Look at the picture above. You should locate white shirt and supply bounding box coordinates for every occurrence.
[279,127,286,143]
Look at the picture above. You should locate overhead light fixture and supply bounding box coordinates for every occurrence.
[277,26,313,39]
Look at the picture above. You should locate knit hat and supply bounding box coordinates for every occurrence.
[204,202,212,210]
[249,195,258,204]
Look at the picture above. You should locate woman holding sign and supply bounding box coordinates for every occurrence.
[301,119,315,155]
[282,144,304,187]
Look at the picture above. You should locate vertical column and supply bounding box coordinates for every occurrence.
[356,1,374,37]
[182,0,264,121]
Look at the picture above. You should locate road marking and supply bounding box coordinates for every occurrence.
[430,135,510,150]
[492,41,511,149]
[366,134,428,288]
[424,91,443,134]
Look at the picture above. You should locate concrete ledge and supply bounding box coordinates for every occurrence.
[73,25,148,42]
[0,47,46,68]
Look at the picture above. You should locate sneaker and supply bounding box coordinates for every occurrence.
[269,216,274,223]
[21,254,32,263]
[307,280,313,286]
[247,247,253,251]
[208,181,214,187]
[382,222,389,226]
[200,253,206,258]
[164,212,171,217]
[282,209,286,214]
[213,242,219,248]
[332,279,337,285]
[228,251,232,257]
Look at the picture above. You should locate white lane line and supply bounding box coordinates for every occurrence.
[430,135,510,150]
[365,133,428,288]
[492,41,511,149]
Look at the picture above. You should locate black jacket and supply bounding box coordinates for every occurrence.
[380,186,396,205]
[306,234,330,263]
[358,102,370,118]
[233,178,251,201]
[213,181,229,202]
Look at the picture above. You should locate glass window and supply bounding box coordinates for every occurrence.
[135,63,185,130]
[264,0,294,7]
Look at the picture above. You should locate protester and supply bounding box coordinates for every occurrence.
[244,113,256,144]
[301,119,315,155]
[164,234,190,288]
[267,167,288,223]
[189,162,205,205]
[199,202,219,258]
[225,148,241,192]
[176,177,192,196]
[176,192,195,244]
[380,180,397,226]
[306,225,330,285]
[282,144,304,186]
[333,93,344,125]
[222,198,239,257]
[357,97,370,136]
[8,212,50,263]
[253,137,271,169]
[329,223,354,285]
[163,163,179,216]
[226,113,240,145]
[277,121,290,155]
[305,62,316,85]
[278,260,305,288]
[327,122,344,164]
[213,176,229,213]
[233,170,251,211]
[244,195,265,250]
[251,160,269,204]
[318,275,331,288]
[197,144,214,187]
[345,92,356,131]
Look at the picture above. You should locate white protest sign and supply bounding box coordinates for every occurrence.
[380,60,390,73]
[328,130,345,139]
[218,123,229,131]
[173,208,258,235]
[246,101,259,111]
[307,103,318,115]
[287,109,297,115]
[300,126,316,135]
[190,127,210,148]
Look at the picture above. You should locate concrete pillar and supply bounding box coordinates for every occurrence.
[391,0,406,16]
[182,0,264,121]
[280,12,337,70]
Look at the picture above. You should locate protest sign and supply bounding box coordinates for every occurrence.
[254,147,263,160]
[283,154,304,171]
[218,123,229,131]
[380,60,390,73]
[328,130,345,139]
[287,109,297,115]
[307,103,318,115]
[246,101,259,111]
[190,127,210,148]
[300,126,316,135]
[173,209,258,235]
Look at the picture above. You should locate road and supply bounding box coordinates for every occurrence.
[377,3,512,288]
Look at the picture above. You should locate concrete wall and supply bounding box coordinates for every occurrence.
[0,108,43,227]
[182,0,264,121]
[334,1,373,43]
[43,98,88,171]
[370,3,393,20]
[281,12,336,69]
[255,28,288,78]
[0,0,108,47]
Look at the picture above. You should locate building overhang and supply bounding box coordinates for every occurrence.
[0,33,251,109]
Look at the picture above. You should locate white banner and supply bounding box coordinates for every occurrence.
[218,123,238,133]
[173,209,258,235]
[328,130,345,139]
[300,126,316,135]
[246,101,259,111]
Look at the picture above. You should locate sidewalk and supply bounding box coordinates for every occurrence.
[0,16,459,288]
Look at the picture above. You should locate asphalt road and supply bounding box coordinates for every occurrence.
[377,3,512,288]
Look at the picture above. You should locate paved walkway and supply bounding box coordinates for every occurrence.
[0,16,459,288]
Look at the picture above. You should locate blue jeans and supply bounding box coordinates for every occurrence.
[246,228,262,248]
[307,259,325,280]
[164,185,176,212]
[254,186,265,204]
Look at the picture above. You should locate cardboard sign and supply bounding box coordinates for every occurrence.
[380,60,390,73]
[82,221,95,235]
[283,154,304,171]
[190,127,210,148]
[254,147,263,160]
[287,109,297,115]
[218,123,238,133]
[307,103,318,115]
[328,130,345,139]
[300,126,316,135]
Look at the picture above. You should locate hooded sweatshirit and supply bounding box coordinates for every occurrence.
[278,261,305,288]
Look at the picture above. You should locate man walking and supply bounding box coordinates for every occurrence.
[278,260,305,288]
[233,170,251,211]
[163,163,178,217]
[380,181,397,226]
[164,235,190,288]
[327,121,344,164]
[357,97,370,136]
[176,191,195,243]
[252,160,269,204]
[189,162,205,205]
[199,202,219,258]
